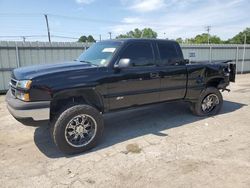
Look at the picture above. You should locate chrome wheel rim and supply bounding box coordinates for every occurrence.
[201,94,219,113]
[65,114,97,147]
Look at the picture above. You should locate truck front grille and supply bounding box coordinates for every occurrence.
[11,87,16,96]
[10,79,17,87]
[10,78,18,97]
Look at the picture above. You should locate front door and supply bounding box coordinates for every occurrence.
[107,41,161,110]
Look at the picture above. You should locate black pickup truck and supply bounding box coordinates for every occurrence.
[6,39,236,154]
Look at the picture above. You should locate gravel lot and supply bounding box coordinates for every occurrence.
[0,74,250,188]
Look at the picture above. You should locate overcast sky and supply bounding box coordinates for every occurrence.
[0,0,249,41]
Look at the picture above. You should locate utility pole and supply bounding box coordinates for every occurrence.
[22,36,26,42]
[44,14,51,43]
[205,26,211,44]
[241,33,247,74]
[108,32,112,39]
[99,34,102,41]
[140,30,145,38]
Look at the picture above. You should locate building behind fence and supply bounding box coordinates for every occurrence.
[0,41,250,92]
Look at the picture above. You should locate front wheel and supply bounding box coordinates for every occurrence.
[190,87,223,116]
[51,104,104,155]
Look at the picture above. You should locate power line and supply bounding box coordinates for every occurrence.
[0,34,99,41]
[0,35,78,40]
[0,13,134,26]
[0,13,42,17]
[0,13,212,29]
[51,35,79,39]
[0,13,246,29]
[0,35,48,38]
[46,14,216,28]
[48,14,131,25]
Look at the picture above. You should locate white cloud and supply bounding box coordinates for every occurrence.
[109,17,144,35]
[122,17,143,24]
[113,0,250,39]
[123,0,166,12]
[75,0,95,4]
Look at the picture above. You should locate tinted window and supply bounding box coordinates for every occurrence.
[120,42,154,67]
[158,42,179,65]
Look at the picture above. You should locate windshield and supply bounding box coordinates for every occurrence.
[77,41,121,67]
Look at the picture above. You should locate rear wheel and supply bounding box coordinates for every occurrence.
[51,104,104,155]
[190,87,223,116]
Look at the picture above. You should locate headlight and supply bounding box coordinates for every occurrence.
[16,90,30,101]
[15,80,32,101]
[16,80,32,89]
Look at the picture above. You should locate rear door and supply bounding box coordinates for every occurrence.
[107,41,161,110]
[156,41,187,101]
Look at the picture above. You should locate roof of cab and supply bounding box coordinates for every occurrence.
[101,38,178,44]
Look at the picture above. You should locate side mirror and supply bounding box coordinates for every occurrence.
[114,58,131,69]
[184,59,190,64]
[175,59,189,65]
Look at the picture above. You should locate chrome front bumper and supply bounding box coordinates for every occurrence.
[6,90,50,121]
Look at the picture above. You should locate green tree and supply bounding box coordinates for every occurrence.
[78,35,87,42]
[116,28,157,39]
[78,35,96,42]
[176,37,183,44]
[141,28,157,38]
[189,33,222,44]
[87,35,96,42]
[227,27,250,44]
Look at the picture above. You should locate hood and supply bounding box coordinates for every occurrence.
[13,61,96,80]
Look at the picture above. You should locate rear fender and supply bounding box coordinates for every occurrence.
[212,60,236,82]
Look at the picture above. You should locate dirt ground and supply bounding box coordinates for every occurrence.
[0,74,250,188]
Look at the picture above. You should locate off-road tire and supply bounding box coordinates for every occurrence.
[190,87,223,116]
[51,104,104,155]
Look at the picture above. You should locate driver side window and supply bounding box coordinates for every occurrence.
[120,42,154,67]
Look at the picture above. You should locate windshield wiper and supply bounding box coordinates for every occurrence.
[78,60,99,67]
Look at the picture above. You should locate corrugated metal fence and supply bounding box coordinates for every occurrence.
[0,41,250,92]
[0,41,91,92]
[181,44,250,74]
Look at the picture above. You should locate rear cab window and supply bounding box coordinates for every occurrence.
[157,42,181,66]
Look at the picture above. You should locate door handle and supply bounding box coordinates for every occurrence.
[150,72,160,78]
